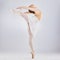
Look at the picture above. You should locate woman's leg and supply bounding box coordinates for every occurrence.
[20,13,35,59]
[27,21,35,59]
[12,9,35,59]
[19,13,35,59]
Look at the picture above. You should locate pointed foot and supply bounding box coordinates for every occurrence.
[31,51,35,59]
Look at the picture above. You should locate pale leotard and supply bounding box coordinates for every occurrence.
[27,13,40,37]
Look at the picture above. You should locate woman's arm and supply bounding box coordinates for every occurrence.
[16,6,28,9]
[16,6,35,11]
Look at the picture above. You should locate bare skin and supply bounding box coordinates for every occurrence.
[17,4,42,20]
[11,4,42,59]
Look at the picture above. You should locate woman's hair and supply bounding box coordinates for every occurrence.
[28,10,35,14]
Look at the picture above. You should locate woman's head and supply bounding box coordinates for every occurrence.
[28,4,42,20]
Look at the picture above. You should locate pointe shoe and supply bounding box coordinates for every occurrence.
[31,51,35,59]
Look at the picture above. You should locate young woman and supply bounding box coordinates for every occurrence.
[12,4,42,59]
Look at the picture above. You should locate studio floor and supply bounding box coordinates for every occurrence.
[0,53,60,60]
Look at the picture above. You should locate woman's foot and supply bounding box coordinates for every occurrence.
[31,51,35,59]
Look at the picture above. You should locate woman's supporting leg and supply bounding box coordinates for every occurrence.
[27,22,35,59]
[12,9,35,59]
[20,13,35,59]
[21,13,35,59]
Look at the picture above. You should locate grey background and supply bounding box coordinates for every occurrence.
[0,0,60,54]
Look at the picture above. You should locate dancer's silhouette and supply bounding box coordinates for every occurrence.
[12,4,42,59]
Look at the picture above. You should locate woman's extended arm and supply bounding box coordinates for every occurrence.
[16,6,28,9]
[16,6,35,11]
